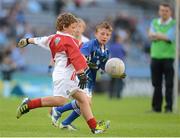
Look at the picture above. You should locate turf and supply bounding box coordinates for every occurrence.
[0,94,180,137]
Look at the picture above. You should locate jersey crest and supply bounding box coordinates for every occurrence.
[54,37,61,46]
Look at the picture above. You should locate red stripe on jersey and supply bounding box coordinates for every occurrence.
[70,71,76,80]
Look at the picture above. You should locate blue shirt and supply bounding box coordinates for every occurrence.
[80,39,109,92]
[109,42,126,61]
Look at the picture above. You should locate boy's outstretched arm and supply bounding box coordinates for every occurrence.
[17,38,35,48]
[17,36,51,50]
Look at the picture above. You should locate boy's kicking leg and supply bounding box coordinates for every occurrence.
[16,96,67,119]
[16,91,110,133]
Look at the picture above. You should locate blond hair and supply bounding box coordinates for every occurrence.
[95,21,113,32]
[77,18,86,30]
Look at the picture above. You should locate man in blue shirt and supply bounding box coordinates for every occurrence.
[109,33,126,99]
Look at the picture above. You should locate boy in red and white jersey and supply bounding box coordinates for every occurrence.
[16,13,109,134]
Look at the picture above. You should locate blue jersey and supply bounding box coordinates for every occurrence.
[80,39,109,92]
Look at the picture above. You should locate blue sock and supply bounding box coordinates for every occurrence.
[56,102,73,113]
[62,110,80,125]
[56,100,78,113]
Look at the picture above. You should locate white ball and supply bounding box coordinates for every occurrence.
[105,58,125,78]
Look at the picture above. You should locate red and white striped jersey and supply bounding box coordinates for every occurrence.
[33,32,88,82]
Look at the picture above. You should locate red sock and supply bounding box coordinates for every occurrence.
[27,98,42,109]
[87,118,97,129]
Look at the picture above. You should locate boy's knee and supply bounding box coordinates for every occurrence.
[73,90,89,105]
[80,97,88,105]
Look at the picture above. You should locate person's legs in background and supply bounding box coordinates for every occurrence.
[114,79,118,98]
[164,59,174,112]
[109,78,115,98]
[116,78,124,99]
[151,59,163,112]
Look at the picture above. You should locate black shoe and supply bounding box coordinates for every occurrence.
[16,98,30,119]
[165,109,172,113]
[152,108,161,112]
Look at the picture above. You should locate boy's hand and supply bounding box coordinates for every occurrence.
[77,72,88,89]
[17,38,29,48]
[119,73,126,79]
[102,57,108,63]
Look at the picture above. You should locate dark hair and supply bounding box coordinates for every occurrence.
[159,3,172,10]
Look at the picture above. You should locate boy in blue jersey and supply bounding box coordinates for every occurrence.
[51,21,124,130]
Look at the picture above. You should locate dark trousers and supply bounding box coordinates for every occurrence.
[109,78,124,98]
[150,58,174,112]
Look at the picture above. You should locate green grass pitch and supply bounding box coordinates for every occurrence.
[0,94,180,137]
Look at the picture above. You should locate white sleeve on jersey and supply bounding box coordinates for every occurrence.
[33,36,52,51]
[81,35,89,43]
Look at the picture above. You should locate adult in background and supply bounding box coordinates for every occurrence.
[148,3,176,113]
[109,33,126,99]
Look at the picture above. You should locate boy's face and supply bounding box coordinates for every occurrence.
[95,28,112,45]
[64,22,78,36]
[74,22,85,39]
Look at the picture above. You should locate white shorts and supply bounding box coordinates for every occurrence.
[53,79,87,99]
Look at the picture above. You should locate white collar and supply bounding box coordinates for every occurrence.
[158,17,172,25]
[56,31,75,38]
